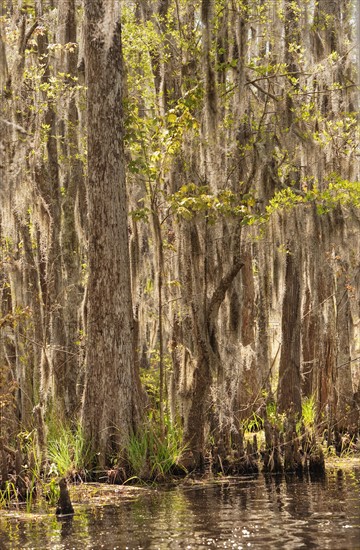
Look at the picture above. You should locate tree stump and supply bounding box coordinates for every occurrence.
[309,435,325,477]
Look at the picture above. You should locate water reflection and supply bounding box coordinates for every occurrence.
[0,468,359,549]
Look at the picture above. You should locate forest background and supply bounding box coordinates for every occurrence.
[0,0,360,485]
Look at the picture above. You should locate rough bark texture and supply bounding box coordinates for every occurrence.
[81,0,141,467]
[277,241,302,416]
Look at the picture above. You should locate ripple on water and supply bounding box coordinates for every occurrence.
[0,470,360,549]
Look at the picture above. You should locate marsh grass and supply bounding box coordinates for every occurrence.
[302,395,316,430]
[47,422,93,480]
[0,480,17,509]
[127,432,149,478]
[127,414,187,481]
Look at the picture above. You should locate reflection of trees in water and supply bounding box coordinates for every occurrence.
[263,472,355,549]
[0,473,359,548]
[264,473,285,513]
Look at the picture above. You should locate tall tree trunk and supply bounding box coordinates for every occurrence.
[57,0,84,416]
[334,255,355,430]
[181,220,243,469]
[81,0,142,468]
[277,238,302,416]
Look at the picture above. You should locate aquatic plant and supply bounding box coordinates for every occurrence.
[43,475,60,506]
[0,480,17,509]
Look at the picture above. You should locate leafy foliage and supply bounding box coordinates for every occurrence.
[170,184,249,220]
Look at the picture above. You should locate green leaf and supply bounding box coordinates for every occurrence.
[167,113,177,124]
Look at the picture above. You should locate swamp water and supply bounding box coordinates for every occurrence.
[0,468,359,549]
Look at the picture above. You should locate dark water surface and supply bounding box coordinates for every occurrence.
[1,468,359,549]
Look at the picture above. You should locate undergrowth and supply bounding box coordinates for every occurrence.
[126,413,187,482]
[0,392,358,512]
[47,422,93,480]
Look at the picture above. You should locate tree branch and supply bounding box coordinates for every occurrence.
[246,79,280,101]
[0,118,29,135]
[208,256,244,323]
[18,17,38,55]
[24,20,39,51]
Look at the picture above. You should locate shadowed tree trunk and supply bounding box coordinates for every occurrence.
[181,220,243,469]
[277,239,302,416]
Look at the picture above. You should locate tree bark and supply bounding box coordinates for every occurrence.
[277,242,302,416]
[81,0,142,468]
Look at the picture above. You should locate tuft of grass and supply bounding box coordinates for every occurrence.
[25,478,37,513]
[150,417,188,480]
[0,480,18,509]
[127,431,149,478]
[127,414,187,481]
[47,422,93,480]
[243,412,263,433]
[302,394,316,430]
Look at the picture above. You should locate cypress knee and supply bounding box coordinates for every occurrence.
[56,478,74,516]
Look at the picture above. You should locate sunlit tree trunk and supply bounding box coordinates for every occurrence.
[81,0,142,468]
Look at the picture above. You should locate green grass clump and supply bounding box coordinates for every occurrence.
[47,422,93,480]
[127,414,187,481]
[302,394,316,430]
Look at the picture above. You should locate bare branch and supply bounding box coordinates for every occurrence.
[246,79,280,102]
[208,256,244,323]
[0,118,29,135]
